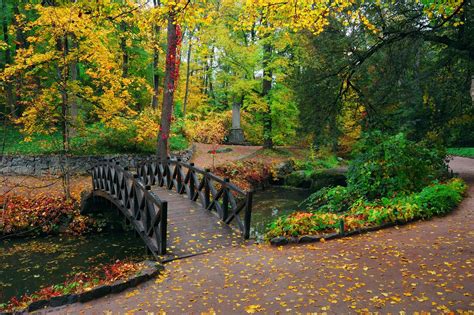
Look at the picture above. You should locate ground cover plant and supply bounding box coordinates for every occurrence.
[447,147,474,158]
[266,178,467,239]
[266,132,466,240]
[0,194,102,237]
[0,260,145,312]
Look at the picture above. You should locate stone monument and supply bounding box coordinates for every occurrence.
[228,101,245,144]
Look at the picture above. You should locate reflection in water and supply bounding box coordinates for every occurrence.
[250,186,312,242]
[0,221,150,303]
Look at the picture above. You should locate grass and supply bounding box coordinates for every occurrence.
[447,147,474,158]
[0,125,188,155]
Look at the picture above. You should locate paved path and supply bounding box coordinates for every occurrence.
[48,157,473,314]
[152,186,243,261]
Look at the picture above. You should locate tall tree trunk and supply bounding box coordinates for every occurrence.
[151,0,161,109]
[12,1,26,116]
[57,35,71,200]
[157,16,179,161]
[120,21,129,78]
[2,0,15,118]
[262,42,273,149]
[208,46,215,100]
[69,35,78,136]
[183,31,192,117]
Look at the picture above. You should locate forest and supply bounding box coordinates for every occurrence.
[1,1,474,312]
[0,0,472,159]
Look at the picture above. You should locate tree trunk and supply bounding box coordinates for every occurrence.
[57,35,71,199]
[69,35,78,137]
[12,1,26,116]
[157,16,178,161]
[183,32,192,117]
[2,0,15,117]
[208,46,215,100]
[120,21,129,78]
[262,42,273,149]
[151,0,161,109]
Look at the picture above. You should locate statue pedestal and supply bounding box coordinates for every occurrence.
[228,128,245,144]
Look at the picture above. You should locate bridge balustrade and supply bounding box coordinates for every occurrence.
[92,161,168,255]
[137,158,253,239]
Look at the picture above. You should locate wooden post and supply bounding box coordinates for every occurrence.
[160,201,168,255]
[177,158,182,193]
[189,163,195,200]
[166,157,172,189]
[223,178,229,221]
[339,218,345,235]
[204,168,211,209]
[92,166,96,190]
[244,190,253,239]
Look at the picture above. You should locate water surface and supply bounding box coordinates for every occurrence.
[0,228,150,304]
[250,186,312,241]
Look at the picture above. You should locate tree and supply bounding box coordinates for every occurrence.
[157,13,181,161]
[1,2,136,197]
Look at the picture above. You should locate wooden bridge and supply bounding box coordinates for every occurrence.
[89,159,253,261]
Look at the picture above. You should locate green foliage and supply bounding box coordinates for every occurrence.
[266,178,467,239]
[447,147,474,158]
[414,179,466,217]
[291,146,341,176]
[1,125,188,155]
[299,186,352,213]
[347,131,447,200]
[266,212,340,239]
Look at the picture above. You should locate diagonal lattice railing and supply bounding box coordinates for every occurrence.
[137,158,253,239]
[92,160,167,255]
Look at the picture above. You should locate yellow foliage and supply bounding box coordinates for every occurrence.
[134,107,161,144]
[337,101,364,154]
[184,112,229,144]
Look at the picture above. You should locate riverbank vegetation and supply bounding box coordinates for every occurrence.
[0,194,102,238]
[0,260,147,312]
[266,133,468,239]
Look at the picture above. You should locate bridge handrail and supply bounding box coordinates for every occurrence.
[137,158,253,239]
[92,160,168,255]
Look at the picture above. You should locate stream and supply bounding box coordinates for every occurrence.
[0,186,310,304]
[250,186,312,241]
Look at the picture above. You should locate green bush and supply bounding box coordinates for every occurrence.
[415,179,466,217]
[347,131,447,200]
[299,186,352,213]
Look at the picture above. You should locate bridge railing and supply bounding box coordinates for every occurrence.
[92,160,168,255]
[138,158,253,239]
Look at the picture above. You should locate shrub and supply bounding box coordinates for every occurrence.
[299,186,352,213]
[266,212,340,239]
[213,160,272,191]
[347,131,447,200]
[184,112,229,144]
[0,194,98,236]
[415,178,466,217]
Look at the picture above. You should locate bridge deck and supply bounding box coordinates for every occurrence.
[151,186,244,261]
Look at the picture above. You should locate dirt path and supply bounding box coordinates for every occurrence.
[190,143,262,168]
[47,157,473,314]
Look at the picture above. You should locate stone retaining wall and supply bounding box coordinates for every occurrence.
[0,146,194,176]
